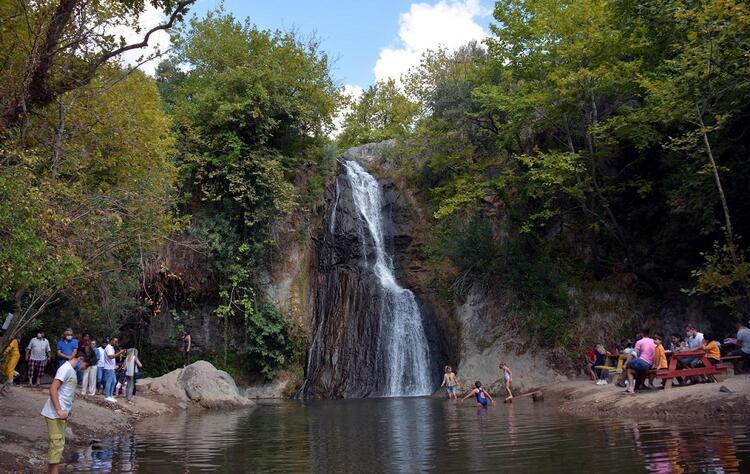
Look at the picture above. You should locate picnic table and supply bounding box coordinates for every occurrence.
[656,349,728,389]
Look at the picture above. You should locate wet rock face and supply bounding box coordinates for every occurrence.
[298,172,382,398]
[297,165,439,399]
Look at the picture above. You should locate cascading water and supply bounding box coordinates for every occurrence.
[342,160,432,396]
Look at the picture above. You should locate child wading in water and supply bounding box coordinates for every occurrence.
[500,362,513,402]
[461,381,495,407]
[441,365,459,400]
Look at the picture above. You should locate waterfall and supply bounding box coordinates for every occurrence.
[343,161,432,396]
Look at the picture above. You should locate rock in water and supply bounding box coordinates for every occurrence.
[719,385,732,393]
[140,361,253,409]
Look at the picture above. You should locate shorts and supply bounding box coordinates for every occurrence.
[629,358,652,371]
[46,417,67,464]
[447,386,456,394]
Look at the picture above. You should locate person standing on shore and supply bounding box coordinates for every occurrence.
[124,348,142,403]
[55,329,78,367]
[26,330,51,386]
[80,339,99,396]
[182,330,192,367]
[440,365,459,400]
[41,353,90,474]
[102,337,125,403]
[2,335,21,385]
[95,338,107,395]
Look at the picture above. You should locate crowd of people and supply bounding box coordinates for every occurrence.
[586,321,750,394]
[1,328,143,404]
[0,328,146,474]
[439,361,515,406]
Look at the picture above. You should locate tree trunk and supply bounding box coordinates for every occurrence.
[0,0,80,135]
[697,109,736,263]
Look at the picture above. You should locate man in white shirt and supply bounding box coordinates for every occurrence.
[26,330,51,386]
[41,354,90,473]
[102,337,125,402]
[686,324,704,349]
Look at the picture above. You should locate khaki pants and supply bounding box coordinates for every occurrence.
[81,365,97,395]
[45,417,66,464]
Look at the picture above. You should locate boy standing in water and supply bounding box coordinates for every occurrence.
[461,381,495,407]
[500,362,513,402]
[441,365,459,400]
[42,353,90,473]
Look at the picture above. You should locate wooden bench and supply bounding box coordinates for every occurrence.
[594,354,627,376]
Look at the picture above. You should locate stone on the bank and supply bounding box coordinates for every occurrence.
[178,361,253,409]
[139,361,253,409]
[138,368,189,401]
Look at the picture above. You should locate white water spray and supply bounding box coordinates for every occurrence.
[343,161,432,396]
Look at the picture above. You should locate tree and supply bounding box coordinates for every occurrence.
[159,9,338,377]
[337,79,418,149]
[0,0,194,137]
[637,0,750,315]
[0,69,177,348]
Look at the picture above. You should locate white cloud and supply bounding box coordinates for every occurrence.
[330,84,365,137]
[374,0,489,83]
[114,6,172,76]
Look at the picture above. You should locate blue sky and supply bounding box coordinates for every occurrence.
[188,0,496,91]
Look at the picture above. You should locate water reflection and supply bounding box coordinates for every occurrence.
[74,398,750,473]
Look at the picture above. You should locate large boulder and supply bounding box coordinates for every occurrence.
[140,361,253,409]
[179,361,253,408]
[139,368,189,401]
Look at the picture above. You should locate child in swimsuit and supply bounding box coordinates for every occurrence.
[461,380,495,407]
[499,362,513,402]
[441,365,459,400]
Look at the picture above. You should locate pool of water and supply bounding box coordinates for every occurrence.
[73,397,750,473]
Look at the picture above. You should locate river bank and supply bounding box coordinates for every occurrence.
[543,375,750,420]
[3,374,749,472]
[0,384,183,471]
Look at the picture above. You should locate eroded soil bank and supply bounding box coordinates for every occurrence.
[0,385,181,472]
[543,375,750,420]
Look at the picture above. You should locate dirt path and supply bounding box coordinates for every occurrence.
[543,374,750,420]
[0,385,177,472]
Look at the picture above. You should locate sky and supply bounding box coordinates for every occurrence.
[125,0,496,99]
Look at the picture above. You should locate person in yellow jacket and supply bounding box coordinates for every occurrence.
[2,335,21,384]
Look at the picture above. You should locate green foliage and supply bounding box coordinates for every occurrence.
[430,216,569,342]
[687,242,750,317]
[1,68,178,344]
[155,9,338,377]
[337,79,419,149]
[215,291,291,379]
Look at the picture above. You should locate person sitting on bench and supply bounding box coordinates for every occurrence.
[625,329,655,394]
